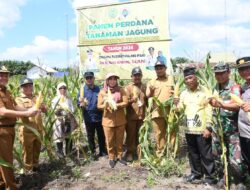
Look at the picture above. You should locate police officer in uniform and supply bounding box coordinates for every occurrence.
[210,63,246,189]
[16,77,46,174]
[0,66,37,190]
[236,57,250,177]
[146,57,174,157]
[125,67,146,162]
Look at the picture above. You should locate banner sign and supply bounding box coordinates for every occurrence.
[77,0,172,79]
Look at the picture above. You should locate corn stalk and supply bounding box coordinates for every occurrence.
[215,109,229,190]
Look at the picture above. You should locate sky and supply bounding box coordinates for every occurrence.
[0,0,249,68]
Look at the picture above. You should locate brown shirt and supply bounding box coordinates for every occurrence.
[146,76,174,118]
[125,82,146,120]
[98,87,128,127]
[16,94,43,132]
[0,85,17,125]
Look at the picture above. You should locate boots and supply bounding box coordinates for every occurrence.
[65,138,73,155]
[56,142,64,158]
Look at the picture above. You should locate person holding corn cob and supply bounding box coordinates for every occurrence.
[52,82,76,158]
[146,56,174,157]
[174,66,215,186]
[77,71,107,159]
[125,67,146,162]
[0,66,38,190]
[97,73,128,168]
[209,63,247,190]
[15,77,46,174]
[236,57,250,176]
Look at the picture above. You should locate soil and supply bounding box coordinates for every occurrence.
[16,155,220,190]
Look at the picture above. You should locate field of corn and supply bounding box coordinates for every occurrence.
[1,54,250,190]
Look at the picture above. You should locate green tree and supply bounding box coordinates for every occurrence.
[0,60,34,75]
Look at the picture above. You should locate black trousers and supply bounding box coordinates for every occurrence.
[240,136,250,174]
[186,134,215,182]
[85,121,106,154]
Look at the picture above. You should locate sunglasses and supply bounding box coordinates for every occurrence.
[85,76,93,80]
[59,87,67,90]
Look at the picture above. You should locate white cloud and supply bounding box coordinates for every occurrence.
[0,0,27,36]
[0,36,77,67]
[69,0,120,9]
[169,0,250,59]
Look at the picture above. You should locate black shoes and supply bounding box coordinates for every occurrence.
[109,160,116,168]
[185,174,201,183]
[109,159,127,168]
[99,151,108,157]
[117,159,127,165]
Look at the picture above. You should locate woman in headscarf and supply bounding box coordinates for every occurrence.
[97,73,128,168]
[52,82,76,157]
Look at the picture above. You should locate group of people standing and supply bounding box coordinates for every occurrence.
[173,57,250,190]
[0,55,250,190]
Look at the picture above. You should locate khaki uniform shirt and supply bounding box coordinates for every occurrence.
[98,88,128,127]
[125,82,146,120]
[0,85,17,126]
[146,76,174,118]
[16,94,43,133]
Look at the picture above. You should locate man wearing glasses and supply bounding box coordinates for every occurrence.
[78,72,107,159]
[146,56,174,157]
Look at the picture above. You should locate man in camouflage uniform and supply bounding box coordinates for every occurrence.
[210,63,247,190]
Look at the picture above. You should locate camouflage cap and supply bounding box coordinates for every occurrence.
[213,63,230,73]
[0,65,9,73]
[20,77,33,86]
[236,57,250,69]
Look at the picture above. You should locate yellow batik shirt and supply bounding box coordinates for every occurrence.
[179,85,213,134]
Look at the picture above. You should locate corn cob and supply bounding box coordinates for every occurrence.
[132,86,140,99]
[60,96,65,103]
[104,87,117,111]
[35,92,43,110]
[230,93,250,120]
[80,83,85,98]
[230,93,243,106]
[173,83,180,98]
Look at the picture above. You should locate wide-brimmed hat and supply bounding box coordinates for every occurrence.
[0,65,9,73]
[105,73,119,80]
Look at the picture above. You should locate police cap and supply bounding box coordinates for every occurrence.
[0,65,9,73]
[20,77,33,86]
[84,71,94,78]
[236,57,250,69]
[213,63,230,73]
[131,67,142,75]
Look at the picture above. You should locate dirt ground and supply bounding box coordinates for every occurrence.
[16,155,221,190]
